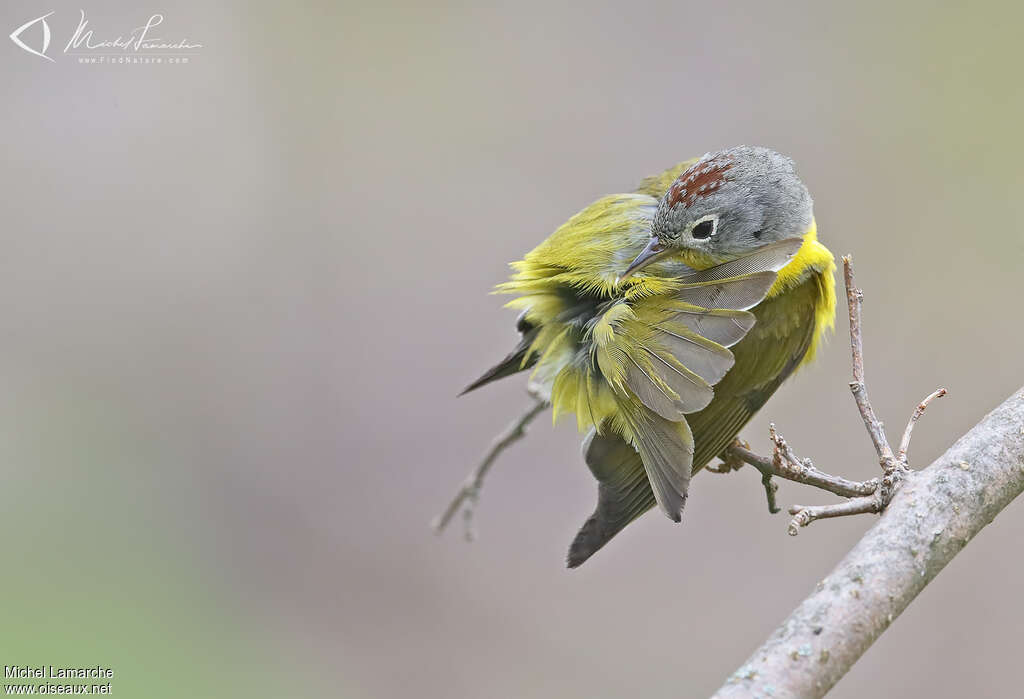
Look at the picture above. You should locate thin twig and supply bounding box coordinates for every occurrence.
[898,388,948,462]
[727,442,878,500]
[843,255,897,470]
[433,390,548,539]
[787,498,882,534]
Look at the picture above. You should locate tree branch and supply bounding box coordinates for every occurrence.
[712,386,1024,698]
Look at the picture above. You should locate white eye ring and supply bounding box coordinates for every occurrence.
[690,215,718,240]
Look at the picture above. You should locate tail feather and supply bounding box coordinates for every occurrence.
[567,429,657,568]
[567,490,651,568]
[460,329,538,396]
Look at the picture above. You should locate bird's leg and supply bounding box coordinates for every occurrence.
[710,439,781,514]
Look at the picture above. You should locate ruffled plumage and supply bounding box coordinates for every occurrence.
[464,161,836,566]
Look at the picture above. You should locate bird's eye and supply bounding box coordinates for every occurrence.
[692,219,716,239]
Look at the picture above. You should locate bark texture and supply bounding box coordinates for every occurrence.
[712,386,1024,698]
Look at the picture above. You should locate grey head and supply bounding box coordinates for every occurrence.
[622,146,813,279]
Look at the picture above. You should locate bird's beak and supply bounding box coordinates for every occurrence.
[619,237,668,282]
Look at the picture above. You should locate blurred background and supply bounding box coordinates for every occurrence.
[2,0,1022,696]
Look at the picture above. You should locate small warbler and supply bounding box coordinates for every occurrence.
[463,146,836,567]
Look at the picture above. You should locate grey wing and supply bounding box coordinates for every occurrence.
[619,237,803,420]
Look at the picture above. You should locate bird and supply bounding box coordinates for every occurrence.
[462,145,836,567]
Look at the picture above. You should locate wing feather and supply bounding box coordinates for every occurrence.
[677,238,803,284]
[621,400,694,519]
[672,237,803,311]
[651,322,735,385]
[622,355,690,421]
[667,308,755,348]
[674,271,779,311]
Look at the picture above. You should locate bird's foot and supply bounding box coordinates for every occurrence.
[707,439,751,474]
[711,439,780,513]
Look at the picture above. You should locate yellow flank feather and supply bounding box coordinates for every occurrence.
[767,219,836,364]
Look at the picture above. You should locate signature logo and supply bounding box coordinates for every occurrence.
[9,11,55,62]
[9,10,202,63]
